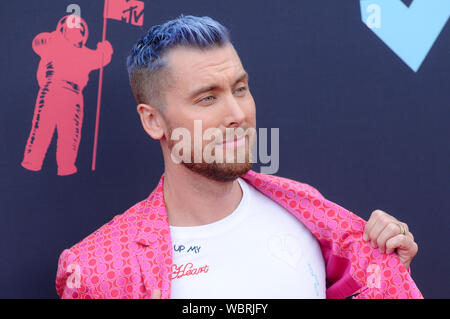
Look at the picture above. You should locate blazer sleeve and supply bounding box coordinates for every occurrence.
[321,205,423,299]
[56,248,98,299]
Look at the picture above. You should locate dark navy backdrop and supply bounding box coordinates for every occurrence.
[1,0,449,298]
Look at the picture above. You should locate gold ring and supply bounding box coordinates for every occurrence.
[398,223,406,236]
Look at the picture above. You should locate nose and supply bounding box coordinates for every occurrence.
[223,94,246,129]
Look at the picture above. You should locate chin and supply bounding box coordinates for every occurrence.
[182,162,253,182]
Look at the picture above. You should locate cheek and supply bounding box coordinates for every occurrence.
[244,94,256,125]
[164,106,194,131]
[165,111,206,145]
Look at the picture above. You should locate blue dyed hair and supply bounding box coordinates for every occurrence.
[127,15,230,106]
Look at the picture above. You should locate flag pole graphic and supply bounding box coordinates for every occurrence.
[92,0,108,171]
[91,0,144,171]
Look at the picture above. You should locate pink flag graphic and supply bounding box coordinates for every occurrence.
[104,0,145,26]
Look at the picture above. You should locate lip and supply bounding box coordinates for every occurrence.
[221,135,246,148]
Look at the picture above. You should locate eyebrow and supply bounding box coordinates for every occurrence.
[188,71,249,100]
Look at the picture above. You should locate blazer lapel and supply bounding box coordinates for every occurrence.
[133,175,173,299]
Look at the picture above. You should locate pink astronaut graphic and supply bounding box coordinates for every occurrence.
[21,15,113,176]
[21,0,144,176]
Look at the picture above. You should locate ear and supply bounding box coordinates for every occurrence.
[137,103,166,140]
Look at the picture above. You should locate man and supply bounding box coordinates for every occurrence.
[56,15,421,299]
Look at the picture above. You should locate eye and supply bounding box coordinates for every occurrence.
[234,86,247,96]
[198,95,216,105]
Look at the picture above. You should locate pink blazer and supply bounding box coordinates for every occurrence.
[56,170,423,299]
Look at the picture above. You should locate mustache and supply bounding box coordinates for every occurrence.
[166,124,257,146]
[208,126,256,144]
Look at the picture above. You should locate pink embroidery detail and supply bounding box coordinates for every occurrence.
[171,263,210,280]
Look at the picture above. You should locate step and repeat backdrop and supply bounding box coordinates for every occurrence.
[1,0,449,298]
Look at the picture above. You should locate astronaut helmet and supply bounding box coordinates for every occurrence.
[56,14,89,48]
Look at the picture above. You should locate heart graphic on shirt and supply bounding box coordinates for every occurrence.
[268,234,302,269]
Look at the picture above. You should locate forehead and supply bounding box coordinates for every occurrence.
[165,43,245,88]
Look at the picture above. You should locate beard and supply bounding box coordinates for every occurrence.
[167,127,255,182]
[183,159,253,182]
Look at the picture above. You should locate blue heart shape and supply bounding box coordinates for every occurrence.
[360,0,450,72]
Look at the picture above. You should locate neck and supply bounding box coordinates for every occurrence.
[162,164,243,227]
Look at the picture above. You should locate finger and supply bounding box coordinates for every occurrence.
[376,222,401,254]
[151,289,161,299]
[368,213,397,248]
[397,222,414,241]
[401,222,409,233]
[363,212,375,242]
[364,210,386,241]
[385,234,416,255]
[407,230,414,242]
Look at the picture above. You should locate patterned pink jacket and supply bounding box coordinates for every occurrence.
[56,170,423,299]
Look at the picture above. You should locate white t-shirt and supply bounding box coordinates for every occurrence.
[169,178,326,299]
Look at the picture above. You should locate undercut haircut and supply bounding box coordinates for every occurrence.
[126,14,230,109]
